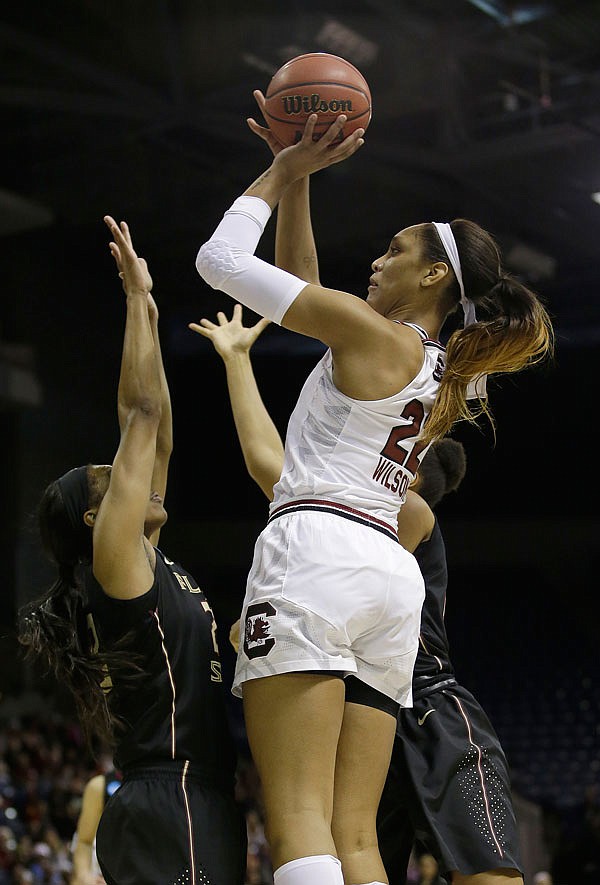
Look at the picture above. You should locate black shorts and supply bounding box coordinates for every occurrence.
[377,684,523,882]
[96,761,247,885]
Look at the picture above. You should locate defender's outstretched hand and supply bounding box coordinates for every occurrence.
[189,304,270,361]
[104,216,153,296]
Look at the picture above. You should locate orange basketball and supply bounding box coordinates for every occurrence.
[263,52,372,148]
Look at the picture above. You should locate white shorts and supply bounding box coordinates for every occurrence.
[232,501,425,706]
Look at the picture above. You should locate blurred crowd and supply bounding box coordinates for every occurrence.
[0,712,274,885]
[0,714,84,885]
[0,710,598,884]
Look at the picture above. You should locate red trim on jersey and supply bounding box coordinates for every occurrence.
[399,320,445,349]
[269,498,399,544]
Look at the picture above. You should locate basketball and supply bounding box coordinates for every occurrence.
[263,52,372,148]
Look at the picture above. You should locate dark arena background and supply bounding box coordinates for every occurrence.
[1,2,599,883]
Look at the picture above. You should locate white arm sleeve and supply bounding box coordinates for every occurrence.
[196,195,308,325]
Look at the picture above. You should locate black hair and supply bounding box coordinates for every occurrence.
[417,438,467,509]
[18,471,142,751]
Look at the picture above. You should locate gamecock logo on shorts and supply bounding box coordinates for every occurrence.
[243,602,277,659]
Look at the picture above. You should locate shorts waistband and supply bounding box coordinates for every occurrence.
[268,498,399,544]
[412,675,457,700]
[121,758,233,792]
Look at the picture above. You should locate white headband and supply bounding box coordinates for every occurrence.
[431,221,486,400]
[431,221,477,326]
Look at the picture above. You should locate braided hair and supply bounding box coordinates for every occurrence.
[18,468,142,749]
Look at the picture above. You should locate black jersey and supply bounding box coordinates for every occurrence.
[85,548,237,786]
[379,516,523,880]
[412,519,454,685]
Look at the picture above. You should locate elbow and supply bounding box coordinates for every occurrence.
[196,239,235,290]
[140,398,162,421]
[119,389,161,416]
[247,462,280,502]
[127,398,162,424]
[195,241,211,280]
[249,471,275,502]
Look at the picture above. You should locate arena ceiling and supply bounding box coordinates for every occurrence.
[2,0,600,349]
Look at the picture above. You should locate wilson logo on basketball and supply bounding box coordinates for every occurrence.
[281,94,353,115]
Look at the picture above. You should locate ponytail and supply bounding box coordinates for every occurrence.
[419,222,554,445]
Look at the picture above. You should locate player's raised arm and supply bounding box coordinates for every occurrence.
[246,90,321,286]
[195,115,375,353]
[145,292,172,546]
[112,222,172,533]
[190,304,283,500]
[194,116,427,404]
[247,89,320,285]
[92,218,162,599]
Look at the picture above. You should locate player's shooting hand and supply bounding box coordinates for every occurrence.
[271,113,364,182]
[104,216,153,296]
[247,90,285,156]
[189,304,270,361]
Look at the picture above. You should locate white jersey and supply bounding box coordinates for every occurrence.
[271,323,446,528]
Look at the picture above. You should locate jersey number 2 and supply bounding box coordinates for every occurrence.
[380,399,428,474]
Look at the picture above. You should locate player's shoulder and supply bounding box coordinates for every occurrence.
[397,321,445,367]
[83,773,107,800]
[89,772,107,788]
[403,488,433,517]
[362,317,429,388]
[389,320,436,374]
[397,490,435,550]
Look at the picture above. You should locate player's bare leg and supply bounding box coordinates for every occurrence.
[332,700,396,884]
[242,672,346,880]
